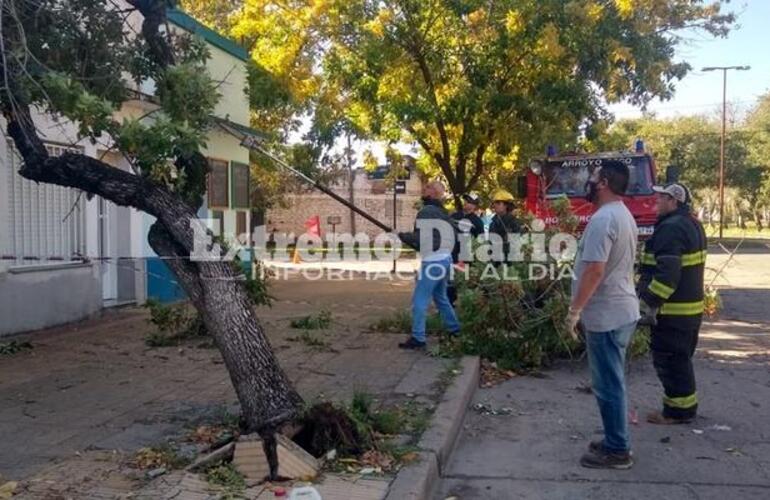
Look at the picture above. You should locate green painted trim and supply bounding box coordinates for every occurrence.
[166,9,249,62]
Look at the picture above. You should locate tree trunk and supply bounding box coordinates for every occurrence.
[4,106,303,437]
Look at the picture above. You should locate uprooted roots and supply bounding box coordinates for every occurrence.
[292,402,366,458]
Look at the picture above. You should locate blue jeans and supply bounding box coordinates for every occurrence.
[411,258,460,342]
[586,321,637,453]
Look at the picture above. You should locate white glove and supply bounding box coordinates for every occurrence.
[565,306,582,340]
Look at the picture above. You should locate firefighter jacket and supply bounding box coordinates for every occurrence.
[638,206,707,325]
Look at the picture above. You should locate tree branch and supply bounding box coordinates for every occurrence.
[467,144,486,190]
[405,123,457,187]
[126,0,176,66]
[397,7,452,172]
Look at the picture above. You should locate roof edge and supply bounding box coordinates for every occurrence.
[166,9,250,63]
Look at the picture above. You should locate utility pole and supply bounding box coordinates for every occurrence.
[392,184,397,274]
[346,133,357,235]
[702,65,750,239]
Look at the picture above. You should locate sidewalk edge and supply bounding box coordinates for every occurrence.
[384,355,480,500]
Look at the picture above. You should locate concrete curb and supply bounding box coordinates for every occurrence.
[383,451,439,500]
[384,355,480,500]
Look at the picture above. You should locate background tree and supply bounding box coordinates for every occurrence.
[217,0,734,207]
[593,99,770,230]
[0,0,301,467]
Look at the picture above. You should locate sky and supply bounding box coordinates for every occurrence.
[609,0,770,120]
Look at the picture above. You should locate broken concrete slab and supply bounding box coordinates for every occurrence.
[186,442,235,472]
[233,434,319,481]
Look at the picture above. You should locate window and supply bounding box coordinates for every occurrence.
[2,142,86,265]
[207,158,229,208]
[231,162,250,209]
[543,157,654,198]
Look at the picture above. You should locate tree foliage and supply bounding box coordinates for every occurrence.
[208,0,735,206]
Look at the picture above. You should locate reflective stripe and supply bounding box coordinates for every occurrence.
[641,250,706,267]
[649,278,675,299]
[663,393,698,409]
[659,300,704,315]
[681,250,707,267]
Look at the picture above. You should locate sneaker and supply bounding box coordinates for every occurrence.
[588,440,603,454]
[588,440,635,456]
[580,447,634,470]
[646,411,693,425]
[398,337,426,350]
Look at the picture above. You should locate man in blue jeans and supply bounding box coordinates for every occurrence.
[397,181,460,349]
[567,161,640,469]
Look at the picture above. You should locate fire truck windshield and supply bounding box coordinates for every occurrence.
[543,156,653,198]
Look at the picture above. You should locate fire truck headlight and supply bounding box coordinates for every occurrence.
[529,160,543,175]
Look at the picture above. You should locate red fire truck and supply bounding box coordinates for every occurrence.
[519,142,658,237]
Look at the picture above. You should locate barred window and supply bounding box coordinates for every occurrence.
[207,158,229,208]
[2,142,86,265]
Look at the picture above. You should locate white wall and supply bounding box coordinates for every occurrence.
[0,113,103,335]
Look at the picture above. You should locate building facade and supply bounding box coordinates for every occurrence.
[0,7,254,336]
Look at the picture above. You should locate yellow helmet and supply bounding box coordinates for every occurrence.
[491,189,515,203]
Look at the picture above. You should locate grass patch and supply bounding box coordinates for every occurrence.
[206,462,246,497]
[143,300,208,347]
[704,222,770,241]
[368,310,446,335]
[377,440,420,463]
[290,309,332,330]
[287,330,333,351]
[0,340,33,356]
[433,358,462,393]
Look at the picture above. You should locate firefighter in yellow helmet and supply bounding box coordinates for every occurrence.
[488,189,521,264]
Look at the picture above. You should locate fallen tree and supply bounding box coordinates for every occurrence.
[0,0,300,475]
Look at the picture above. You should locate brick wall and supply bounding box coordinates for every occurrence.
[266,168,424,239]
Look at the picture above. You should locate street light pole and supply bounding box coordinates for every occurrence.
[702,65,750,239]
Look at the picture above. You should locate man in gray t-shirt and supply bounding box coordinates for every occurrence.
[572,202,639,332]
[567,161,640,470]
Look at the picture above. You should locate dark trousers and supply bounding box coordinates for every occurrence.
[651,316,701,419]
[447,281,457,306]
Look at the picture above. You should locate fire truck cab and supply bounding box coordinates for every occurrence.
[519,144,658,237]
